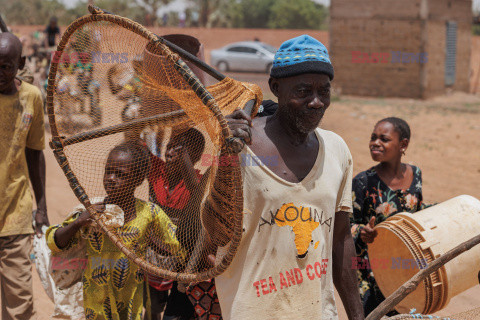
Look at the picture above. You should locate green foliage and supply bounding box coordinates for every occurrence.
[1,0,76,25]
[1,0,167,26]
[188,0,238,28]
[2,0,328,30]
[65,0,90,21]
[189,0,329,29]
[94,0,148,25]
[206,0,242,28]
[131,0,171,25]
[230,0,276,28]
[268,0,328,30]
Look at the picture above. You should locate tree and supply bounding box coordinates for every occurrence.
[189,0,223,27]
[205,0,240,28]
[2,0,73,25]
[133,0,172,26]
[93,0,149,24]
[188,0,328,29]
[0,0,168,26]
[230,0,276,28]
[268,0,328,30]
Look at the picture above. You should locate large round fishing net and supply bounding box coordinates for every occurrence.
[47,6,262,282]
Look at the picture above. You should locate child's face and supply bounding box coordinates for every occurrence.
[103,151,137,202]
[164,135,201,169]
[369,121,405,163]
[165,135,187,164]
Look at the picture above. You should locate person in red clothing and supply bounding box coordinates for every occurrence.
[149,127,207,249]
[149,128,205,212]
[146,127,206,320]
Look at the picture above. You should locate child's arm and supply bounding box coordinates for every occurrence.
[167,145,201,192]
[179,148,201,191]
[46,203,104,252]
[53,209,91,249]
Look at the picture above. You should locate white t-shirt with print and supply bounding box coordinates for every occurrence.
[216,128,353,320]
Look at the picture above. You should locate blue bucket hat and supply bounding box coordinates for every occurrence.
[270,35,334,80]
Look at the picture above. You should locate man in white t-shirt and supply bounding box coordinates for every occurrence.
[203,35,364,319]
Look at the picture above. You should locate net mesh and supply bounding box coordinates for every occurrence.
[47,12,262,282]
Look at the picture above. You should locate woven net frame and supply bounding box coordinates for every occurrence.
[46,10,260,283]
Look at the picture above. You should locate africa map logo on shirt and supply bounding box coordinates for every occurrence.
[259,203,332,257]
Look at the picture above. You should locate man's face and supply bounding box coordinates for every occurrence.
[270,73,331,134]
[0,44,22,94]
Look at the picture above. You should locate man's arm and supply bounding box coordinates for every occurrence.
[25,147,49,236]
[332,211,364,320]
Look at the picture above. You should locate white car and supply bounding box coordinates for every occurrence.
[210,41,276,73]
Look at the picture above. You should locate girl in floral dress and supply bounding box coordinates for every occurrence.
[350,117,425,316]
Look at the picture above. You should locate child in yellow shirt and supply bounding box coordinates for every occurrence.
[46,141,184,319]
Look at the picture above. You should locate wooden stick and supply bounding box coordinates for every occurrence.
[366,233,480,320]
[60,109,186,147]
[157,37,225,81]
[58,99,255,147]
[243,99,256,116]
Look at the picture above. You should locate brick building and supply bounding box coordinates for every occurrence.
[330,0,472,98]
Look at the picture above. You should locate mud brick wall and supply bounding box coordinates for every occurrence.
[423,0,471,98]
[330,0,471,98]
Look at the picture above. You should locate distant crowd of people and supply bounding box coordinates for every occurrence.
[11,17,61,102]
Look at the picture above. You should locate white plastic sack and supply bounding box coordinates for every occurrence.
[32,231,84,320]
[33,231,55,301]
